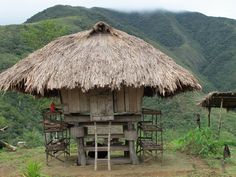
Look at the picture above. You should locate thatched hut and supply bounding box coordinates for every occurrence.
[199,91,236,127]
[200,92,236,109]
[0,21,201,166]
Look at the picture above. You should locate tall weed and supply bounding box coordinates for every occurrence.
[171,128,225,158]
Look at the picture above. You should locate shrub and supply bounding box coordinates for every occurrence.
[22,129,44,147]
[171,128,224,158]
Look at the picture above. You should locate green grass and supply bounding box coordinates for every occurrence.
[224,147,236,175]
[1,146,236,176]
[23,161,43,177]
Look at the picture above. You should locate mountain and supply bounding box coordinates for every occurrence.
[0,5,236,145]
[25,5,236,91]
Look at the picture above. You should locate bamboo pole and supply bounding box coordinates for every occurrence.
[208,108,211,127]
[94,122,97,171]
[0,140,17,151]
[0,126,8,132]
[218,98,223,138]
[108,121,111,171]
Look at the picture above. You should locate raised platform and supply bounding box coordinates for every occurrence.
[64,114,141,124]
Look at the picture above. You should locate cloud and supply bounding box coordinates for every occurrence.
[0,0,235,25]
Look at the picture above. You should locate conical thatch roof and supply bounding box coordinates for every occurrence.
[0,21,201,96]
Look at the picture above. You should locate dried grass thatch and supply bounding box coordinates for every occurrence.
[0,21,201,96]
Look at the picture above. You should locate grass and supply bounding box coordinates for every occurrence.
[0,147,44,173]
[1,145,236,177]
[223,146,236,175]
[23,161,43,177]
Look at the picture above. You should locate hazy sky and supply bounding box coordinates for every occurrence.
[0,0,235,25]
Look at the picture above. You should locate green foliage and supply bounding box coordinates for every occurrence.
[0,25,31,56]
[171,128,224,158]
[0,114,7,127]
[22,129,44,147]
[21,20,69,50]
[0,53,20,71]
[0,92,50,146]
[175,12,236,90]
[26,5,96,23]
[23,161,43,177]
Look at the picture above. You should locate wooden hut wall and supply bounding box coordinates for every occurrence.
[60,87,144,114]
[60,88,90,114]
[113,87,144,113]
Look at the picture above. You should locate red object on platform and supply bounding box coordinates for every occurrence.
[50,102,55,113]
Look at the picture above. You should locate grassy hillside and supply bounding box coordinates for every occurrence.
[0,5,236,146]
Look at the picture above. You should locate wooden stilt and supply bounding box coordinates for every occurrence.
[218,99,223,138]
[208,107,211,127]
[77,137,86,166]
[128,122,139,165]
[108,121,111,171]
[94,122,98,170]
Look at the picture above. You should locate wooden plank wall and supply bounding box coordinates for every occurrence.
[60,87,144,114]
[60,88,89,113]
[60,89,69,113]
[114,87,144,113]
[90,89,114,121]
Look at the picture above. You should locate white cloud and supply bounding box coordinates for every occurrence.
[0,0,235,25]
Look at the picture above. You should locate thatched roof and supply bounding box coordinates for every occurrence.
[0,21,201,96]
[199,91,236,109]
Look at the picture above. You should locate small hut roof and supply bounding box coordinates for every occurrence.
[0,21,201,96]
[199,91,236,109]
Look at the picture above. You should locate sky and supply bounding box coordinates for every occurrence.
[0,0,235,25]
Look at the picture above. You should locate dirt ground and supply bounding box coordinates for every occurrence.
[1,147,229,177]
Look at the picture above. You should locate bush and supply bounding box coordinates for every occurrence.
[0,115,7,127]
[22,129,44,147]
[171,128,224,158]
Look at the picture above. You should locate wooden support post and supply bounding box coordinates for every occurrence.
[208,107,211,127]
[108,121,111,171]
[155,114,158,159]
[218,99,223,138]
[77,137,86,166]
[160,114,164,164]
[128,122,139,165]
[123,124,129,157]
[94,122,97,170]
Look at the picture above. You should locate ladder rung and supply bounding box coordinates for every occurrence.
[97,159,108,161]
[97,147,108,151]
[96,135,109,138]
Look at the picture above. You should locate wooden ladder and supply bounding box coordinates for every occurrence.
[94,121,111,171]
